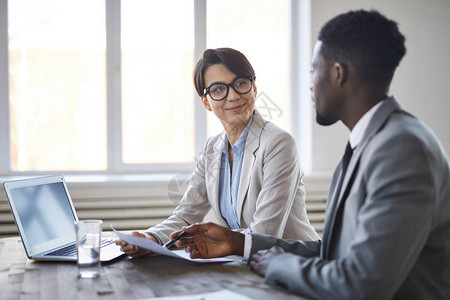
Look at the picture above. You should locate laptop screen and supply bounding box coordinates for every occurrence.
[4,176,78,256]
[9,182,76,248]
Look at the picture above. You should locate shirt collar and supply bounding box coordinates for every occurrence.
[349,100,384,149]
[222,112,254,154]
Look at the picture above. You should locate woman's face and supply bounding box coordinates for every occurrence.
[201,64,257,128]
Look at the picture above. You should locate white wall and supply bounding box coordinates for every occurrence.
[309,0,450,173]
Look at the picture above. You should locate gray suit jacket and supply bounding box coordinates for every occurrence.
[251,98,450,299]
[149,110,319,244]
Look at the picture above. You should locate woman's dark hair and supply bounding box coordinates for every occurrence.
[193,48,256,97]
[318,10,406,88]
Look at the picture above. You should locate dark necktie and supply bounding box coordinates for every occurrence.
[341,142,353,177]
[327,142,355,257]
[333,142,354,216]
[322,142,354,259]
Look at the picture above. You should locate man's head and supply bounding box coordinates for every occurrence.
[319,9,406,89]
[311,10,406,126]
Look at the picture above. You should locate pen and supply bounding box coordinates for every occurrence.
[163,231,187,249]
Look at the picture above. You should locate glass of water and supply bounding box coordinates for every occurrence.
[74,220,103,278]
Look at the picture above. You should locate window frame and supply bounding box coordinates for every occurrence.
[0,0,312,176]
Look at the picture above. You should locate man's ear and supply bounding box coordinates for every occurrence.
[333,62,348,87]
[201,96,212,111]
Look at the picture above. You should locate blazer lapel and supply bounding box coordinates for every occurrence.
[323,97,402,258]
[206,135,228,225]
[236,111,265,220]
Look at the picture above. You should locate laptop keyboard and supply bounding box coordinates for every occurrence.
[44,238,116,257]
[45,243,77,257]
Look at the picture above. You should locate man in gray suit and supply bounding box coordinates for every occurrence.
[173,10,450,299]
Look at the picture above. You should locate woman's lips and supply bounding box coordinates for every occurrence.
[226,104,245,112]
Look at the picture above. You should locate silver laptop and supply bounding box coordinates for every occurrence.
[3,175,124,262]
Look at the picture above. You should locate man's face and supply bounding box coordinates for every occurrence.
[310,41,340,126]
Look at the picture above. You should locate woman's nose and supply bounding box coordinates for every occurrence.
[226,87,240,101]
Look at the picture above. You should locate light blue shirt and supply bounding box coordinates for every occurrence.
[219,114,254,229]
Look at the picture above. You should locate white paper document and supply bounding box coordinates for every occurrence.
[112,227,233,263]
[143,289,252,300]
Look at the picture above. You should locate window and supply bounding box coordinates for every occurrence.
[206,0,290,136]
[121,0,195,164]
[8,0,106,171]
[0,0,309,175]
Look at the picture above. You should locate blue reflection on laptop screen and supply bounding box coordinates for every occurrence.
[10,182,76,247]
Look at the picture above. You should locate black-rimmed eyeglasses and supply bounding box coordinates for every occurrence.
[203,78,254,101]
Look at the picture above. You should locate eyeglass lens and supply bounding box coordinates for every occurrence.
[208,79,252,101]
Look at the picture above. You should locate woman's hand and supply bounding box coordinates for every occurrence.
[115,231,153,257]
[171,222,245,259]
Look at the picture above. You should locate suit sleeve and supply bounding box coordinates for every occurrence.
[262,131,436,300]
[243,130,319,240]
[147,138,212,243]
[251,233,321,258]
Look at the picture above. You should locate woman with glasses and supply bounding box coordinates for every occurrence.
[116,48,319,256]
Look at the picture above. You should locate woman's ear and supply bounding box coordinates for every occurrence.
[201,96,212,111]
[253,82,258,97]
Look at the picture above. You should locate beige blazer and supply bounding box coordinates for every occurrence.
[148,110,319,243]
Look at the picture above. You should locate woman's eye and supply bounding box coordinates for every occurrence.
[211,85,225,93]
[235,80,246,87]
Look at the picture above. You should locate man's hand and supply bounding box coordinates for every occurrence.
[171,222,244,259]
[250,246,285,277]
[115,231,153,257]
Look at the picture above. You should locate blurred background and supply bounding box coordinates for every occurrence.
[0,0,449,237]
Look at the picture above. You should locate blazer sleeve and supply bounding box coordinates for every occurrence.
[241,129,319,240]
[261,131,438,300]
[147,138,212,243]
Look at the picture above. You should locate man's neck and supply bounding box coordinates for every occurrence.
[342,91,387,131]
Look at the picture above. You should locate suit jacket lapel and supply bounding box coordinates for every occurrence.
[206,135,228,225]
[321,158,345,258]
[323,97,402,258]
[236,110,265,220]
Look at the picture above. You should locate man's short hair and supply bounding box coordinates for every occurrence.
[318,10,406,88]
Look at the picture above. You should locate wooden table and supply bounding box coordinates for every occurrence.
[0,236,307,299]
